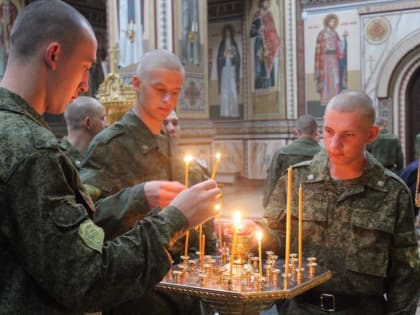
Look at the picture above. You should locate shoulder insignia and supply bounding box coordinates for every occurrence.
[78,219,104,254]
[83,184,102,202]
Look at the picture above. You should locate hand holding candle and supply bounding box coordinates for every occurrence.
[183,155,192,187]
[211,153,221,179]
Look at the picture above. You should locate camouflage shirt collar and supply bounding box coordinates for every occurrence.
[0,87,49,129]
[307,150,387,190]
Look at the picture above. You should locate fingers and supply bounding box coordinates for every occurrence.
[161,181,186,193]
[190,179,218,191]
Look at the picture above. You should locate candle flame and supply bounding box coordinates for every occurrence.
[256,230,262,241]
[233,212,240,226]
[183,155,192,164]
[215,152,221,160]
[214,203,221,211]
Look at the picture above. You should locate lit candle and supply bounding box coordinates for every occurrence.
[202,234,206,257]
[284,167,293,285]
[229,212,240,279]
[257,231,263,279]
[298,185,303,272]
[210,152,221,179]
[183,155,192,187]
[184,230,189,261]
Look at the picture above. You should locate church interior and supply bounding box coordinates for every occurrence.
[3,1,420,314]
[2,0,418,216]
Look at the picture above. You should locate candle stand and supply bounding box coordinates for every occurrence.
[157,233,331,315]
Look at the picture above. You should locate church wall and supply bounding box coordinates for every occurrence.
[301,1,420,164]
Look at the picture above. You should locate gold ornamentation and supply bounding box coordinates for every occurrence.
[96,44,136,125]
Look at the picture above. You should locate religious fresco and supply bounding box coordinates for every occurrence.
[304,10,360,117]
[208,20,244,120]
[118,0,144,68]
[247,0,286,119]
[181,0,200,65]
[174,0,208,118]
[178,72,206,113]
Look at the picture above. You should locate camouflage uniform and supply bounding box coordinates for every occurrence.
[0,88,190,314]
[60,136,84,169]
[263,150,420,315]
[263,136,322,207]
[80,110,216,315]
[367,128,404,173]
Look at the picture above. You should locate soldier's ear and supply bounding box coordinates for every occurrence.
[132,76,141,91]
[367,125,379,144]
[83,116,91,129]
[44,42,61,71]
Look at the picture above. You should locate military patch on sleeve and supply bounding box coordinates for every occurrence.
[78,219,104,254]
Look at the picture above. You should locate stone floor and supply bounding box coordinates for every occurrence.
[221,178,420,314]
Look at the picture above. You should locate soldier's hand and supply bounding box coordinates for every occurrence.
[170,179,221,228]
[144,181,185,209]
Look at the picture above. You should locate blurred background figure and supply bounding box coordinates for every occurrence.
[62,96,107,166]
[163,110,210,177]
[398,138,420,217]
[367,117,404,173]
[263,114,322,207]
[163,109,181,140]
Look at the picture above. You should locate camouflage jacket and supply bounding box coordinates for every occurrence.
[263,150,420,314]
[80,110,216,257]
[367,128,404,173]
[60,136,84,169]
[0,88,189,314]
[263,137,322,207]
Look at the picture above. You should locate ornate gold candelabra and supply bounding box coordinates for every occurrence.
[157,226,331,315]
[96,44,136,125]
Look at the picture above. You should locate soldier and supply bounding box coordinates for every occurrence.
[261,91,420,314]
[80,50,216,315]
[367,117,404,173]
[163,109,181,140]
[62,96,108,167]
[263,114,322,207]
[0,1,221,314]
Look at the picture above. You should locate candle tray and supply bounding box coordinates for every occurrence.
[156,256,332,314]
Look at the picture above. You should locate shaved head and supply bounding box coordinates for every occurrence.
[64,96,104,130]
[326,90,375,125]
[136,49,185,80]
[9,0,92,63]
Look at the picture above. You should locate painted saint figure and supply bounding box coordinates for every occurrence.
[182,0,200,65]
[217,24,240,118]
[314,13,348,105]
[250,0,280,89]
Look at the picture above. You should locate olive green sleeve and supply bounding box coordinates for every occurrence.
[7,149,188,312]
